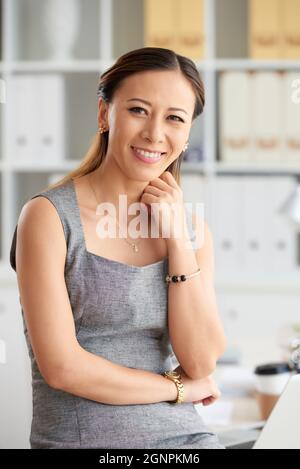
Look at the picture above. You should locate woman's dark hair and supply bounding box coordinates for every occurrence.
[47,47,205,190]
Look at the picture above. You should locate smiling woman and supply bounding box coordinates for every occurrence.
[9,47,225,449]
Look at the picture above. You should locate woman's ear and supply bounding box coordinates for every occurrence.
[97,98,109,128]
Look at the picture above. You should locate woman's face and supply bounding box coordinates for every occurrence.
[98,69,196,181]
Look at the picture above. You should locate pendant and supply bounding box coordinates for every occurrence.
[132,244,139,253]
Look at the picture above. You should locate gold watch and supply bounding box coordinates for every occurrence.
[163,370,184,404]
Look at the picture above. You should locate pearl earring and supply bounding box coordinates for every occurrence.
[183,142,189,152]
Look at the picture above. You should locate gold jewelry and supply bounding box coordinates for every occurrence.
[163,370,185,404]
[97,125,107,134]
[88,173,143,253]
[113,217,143,253]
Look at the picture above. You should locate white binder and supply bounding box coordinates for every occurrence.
[219,72,252,164]
[240,177,268,272]
[37,74,65,162]
[212,177,243,272]
[11,75,38,162]
[181,174,209,251]
[282,72,300,164]
[11,74,65,163]
[252,72,283,164]
[264,177,298,271]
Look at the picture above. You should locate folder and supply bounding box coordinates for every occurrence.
[176,0,205,59]
[144,0,176,50]
[219,71,252,164]
[37,74,65,162]
[11,75,38,163]
[263,177,298,271]
[252,72,283,164]
[249,0,281,59]
[212,177,243,272]
[282,0,300,59]
[282,72,300,164]
[240,178,268,272]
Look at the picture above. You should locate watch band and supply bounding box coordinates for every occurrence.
[163,370,185,404]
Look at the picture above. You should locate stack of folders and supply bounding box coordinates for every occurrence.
[11,74,65,164]
[144,0,204,59]
[219,71,300,165]
[249,0,300,59]
[211,176,298,273]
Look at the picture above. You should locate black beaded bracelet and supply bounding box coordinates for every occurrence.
[165,268,201,284]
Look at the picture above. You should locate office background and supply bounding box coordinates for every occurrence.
[0,0,300,448]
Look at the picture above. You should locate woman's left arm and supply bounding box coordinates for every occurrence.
[167,218,227,380]
[141,171,227,380]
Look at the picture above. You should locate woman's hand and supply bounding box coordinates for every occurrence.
[173,365,221,406]
[140,171,190,246]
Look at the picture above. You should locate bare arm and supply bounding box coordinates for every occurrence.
[16,197,177,405]
[167,216,227,380]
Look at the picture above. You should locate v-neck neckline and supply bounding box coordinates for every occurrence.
[69,178,168,270]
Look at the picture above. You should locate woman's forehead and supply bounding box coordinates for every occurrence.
[115,71,195,108]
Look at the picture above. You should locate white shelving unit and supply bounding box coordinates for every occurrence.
[0,0,300,287]
[1,0,300,449]
[0,0,299,286]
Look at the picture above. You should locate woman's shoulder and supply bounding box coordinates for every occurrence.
[10,186,69,273]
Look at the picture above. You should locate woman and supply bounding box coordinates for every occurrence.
[10,47,226,449]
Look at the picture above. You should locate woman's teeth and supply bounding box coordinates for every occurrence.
[132,146,163,159]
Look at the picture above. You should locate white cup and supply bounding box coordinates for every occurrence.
[254,362,292,420]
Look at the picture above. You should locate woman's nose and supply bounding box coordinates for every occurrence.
[142,119,165,144]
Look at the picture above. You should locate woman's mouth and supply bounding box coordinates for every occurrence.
[131,146,166,164]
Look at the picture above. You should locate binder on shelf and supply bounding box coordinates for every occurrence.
[252,72,282,164]
[37,75,65,163]
[264,177,298,271]
[181,174,207,210]
[176,0,204,59]
[212,177,243,272]
[219,72,252,164]
[144,0,176,50]
[181,173,211,229]
[11,74,65,164]
[249,0,281,59]
[241,178,271,272]
[282,0,300,59]
[181,174,207,250]
[282,72,300,164]
[144,0,205,59]
[11,75,38,163]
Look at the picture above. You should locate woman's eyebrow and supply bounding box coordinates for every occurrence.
[126,98,188,115]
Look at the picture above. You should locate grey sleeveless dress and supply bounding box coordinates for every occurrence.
[9,179,224,449]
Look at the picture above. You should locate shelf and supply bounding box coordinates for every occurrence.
[181,162,206,173]
[2,58,300,73]
[215,162,300,176]
[181,161,300,176]
[213,59,300,71]
[2,59,114,73]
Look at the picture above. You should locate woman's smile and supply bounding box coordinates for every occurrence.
[130,145,166,164]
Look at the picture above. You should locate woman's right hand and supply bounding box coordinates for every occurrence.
[174,366,221,406]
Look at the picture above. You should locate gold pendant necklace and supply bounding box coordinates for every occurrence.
[88,173,143,253]
[114,216,143,252]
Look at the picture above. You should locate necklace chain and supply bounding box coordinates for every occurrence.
[88,173,143,253]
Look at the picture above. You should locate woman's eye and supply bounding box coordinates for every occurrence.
[129,107,146,115]
[128,107,184,123]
